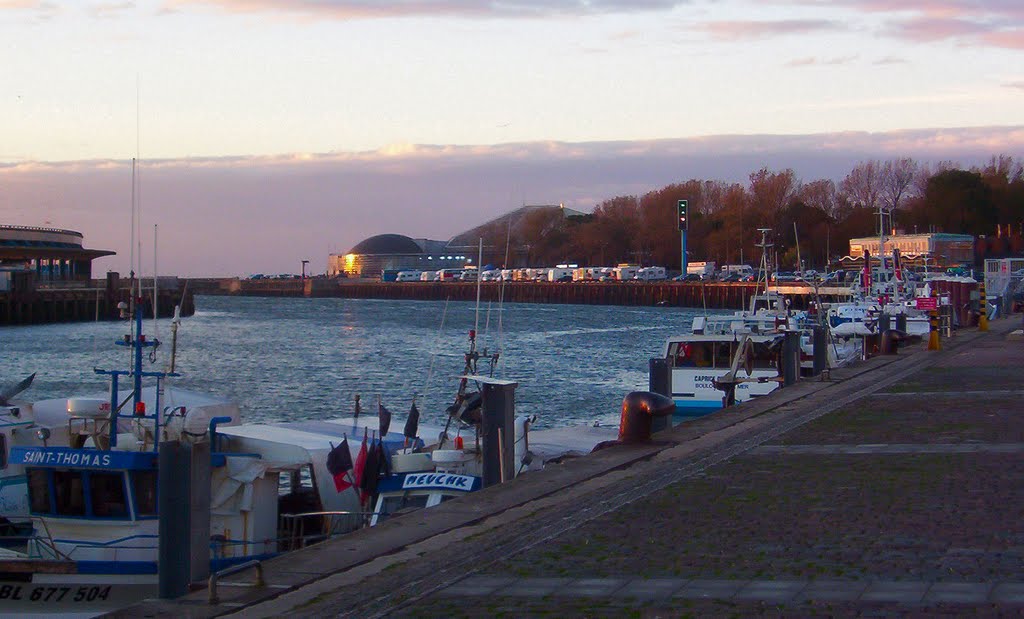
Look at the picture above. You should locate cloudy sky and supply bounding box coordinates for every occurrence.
[1,0,1022,275]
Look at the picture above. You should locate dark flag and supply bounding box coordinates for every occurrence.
[353,433,368,500]
[378,400,392,438]
[361,441,386,501]
[404,402,420,440]
[359,439,380,505]
[326,439,354,492]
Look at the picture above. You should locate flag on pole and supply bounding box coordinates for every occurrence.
[378,399,392,438]
[360,439,380,502]
[404,402,420,440]
[326,439,354,492]
[353,432,368,500]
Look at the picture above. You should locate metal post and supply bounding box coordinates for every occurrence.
[159,441,192,599]
[479,378,517,488]
[877,312,890,333]
[681,232,688,280]
[928,309,941,351]
[190,442,211,583]
[979,281,989,332]
[783,330,800,386]
[648,358,672,433]
[812,325,827,377]
[895,314,907,333]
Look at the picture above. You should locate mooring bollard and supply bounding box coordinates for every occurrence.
[928,308,941,351]
[879,329,902,355]
[617,392,676,443]
[979,281,989,332]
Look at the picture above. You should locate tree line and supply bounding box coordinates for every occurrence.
[474,155,1024,270]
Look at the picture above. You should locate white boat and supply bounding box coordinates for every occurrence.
[663,332,783,416]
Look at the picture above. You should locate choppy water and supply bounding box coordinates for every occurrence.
[0,296,718,429]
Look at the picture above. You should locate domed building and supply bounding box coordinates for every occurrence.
[0,225,114,282]
[327,233,469,278]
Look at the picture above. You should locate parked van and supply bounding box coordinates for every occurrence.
[437,269,464,282]
[721,264,754,278]
[397,271,422,282]
[613,265,639,281]
[687,261,717,278]
[420,271,439,282]
[548,267,573,282]
[636,266,667,281]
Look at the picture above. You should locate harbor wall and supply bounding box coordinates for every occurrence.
[0,272,194,326]
[187,278,860,310]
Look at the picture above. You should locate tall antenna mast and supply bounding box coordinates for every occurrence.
[755,228,773,295]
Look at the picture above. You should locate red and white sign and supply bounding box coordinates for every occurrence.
[915,297,938,311]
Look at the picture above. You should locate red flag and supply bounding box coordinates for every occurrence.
[326,439,354,492]
[353,433,369,501]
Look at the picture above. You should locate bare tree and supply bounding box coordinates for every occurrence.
[913,160,958,197]
[881,158,917,211]
[840,160,884,210]
[799,179,838,218]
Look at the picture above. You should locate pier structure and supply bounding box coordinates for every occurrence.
[118,313,1023,617]
[188,277,860,310]
[0,272,194,326]
[0,225,194,325]
[189,276,980,314]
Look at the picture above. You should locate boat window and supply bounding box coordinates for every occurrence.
[53,471,86,516]
[376,494,429,523]
[672,342,714,368]
[28,469,51,514]
[278,466,322,515]
[132,471,157,516]
[90,472,128,518]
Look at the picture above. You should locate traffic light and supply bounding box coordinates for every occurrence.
[677,200,688,232]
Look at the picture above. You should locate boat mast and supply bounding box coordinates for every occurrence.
[755,228,773,299]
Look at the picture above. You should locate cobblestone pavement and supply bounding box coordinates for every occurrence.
[394,326,1024,617]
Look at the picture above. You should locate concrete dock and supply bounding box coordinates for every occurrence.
[114,317,1023,617]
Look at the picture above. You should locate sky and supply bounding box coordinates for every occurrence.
[1,0,1022,276]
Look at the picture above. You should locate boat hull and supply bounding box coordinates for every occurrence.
[0,576,152,616]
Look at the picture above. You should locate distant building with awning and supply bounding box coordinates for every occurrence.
[0,225,114,281]
[846,232,974,268]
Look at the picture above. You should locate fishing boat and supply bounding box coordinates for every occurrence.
[662,331,784,416]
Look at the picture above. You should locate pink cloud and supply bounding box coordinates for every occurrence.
[164,0,686,19]
[704,18,842,41]
[785,55,858,67]
[4,128,1022,277]
[780,0,1024,50]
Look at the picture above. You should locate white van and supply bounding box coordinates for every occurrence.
[397,271,422,282]
[613,265,639,281]
[636,266,667,281]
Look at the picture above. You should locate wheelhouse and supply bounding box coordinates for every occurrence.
[12,447,158,522]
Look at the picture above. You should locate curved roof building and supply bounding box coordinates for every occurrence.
[349,234,424,256]
[328,233,469,278]
[0,225,114,281]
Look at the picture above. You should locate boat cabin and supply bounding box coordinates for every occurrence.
[666,335,779,370]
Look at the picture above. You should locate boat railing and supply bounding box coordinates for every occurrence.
[278,510,379,551]
[0,516,75,562]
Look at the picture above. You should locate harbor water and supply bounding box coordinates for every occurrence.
[0,296,719,430]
